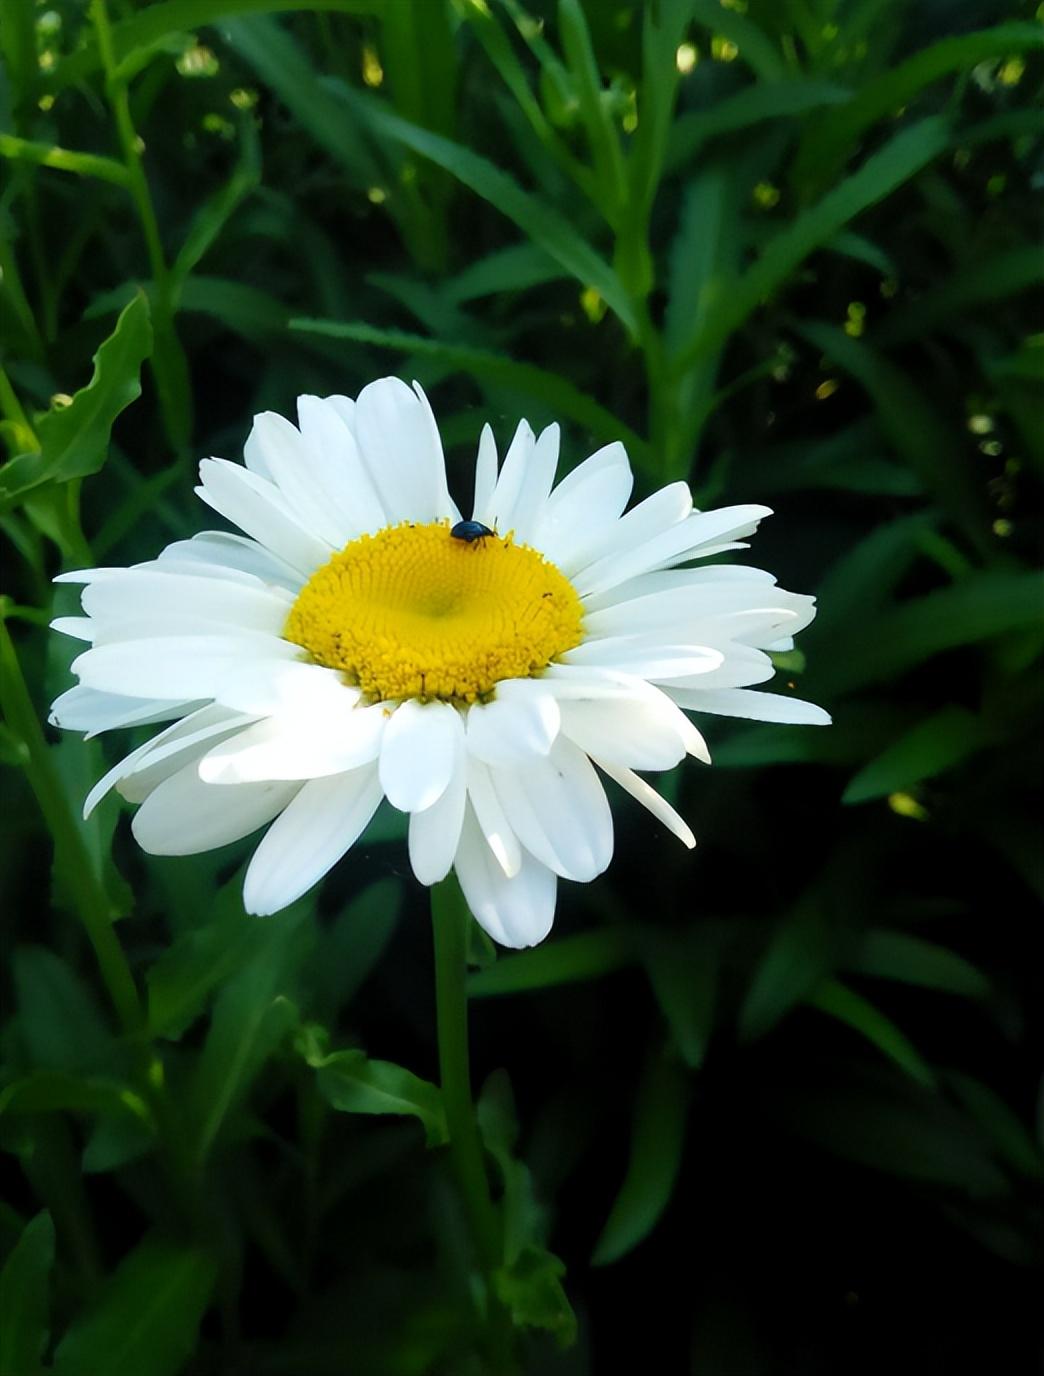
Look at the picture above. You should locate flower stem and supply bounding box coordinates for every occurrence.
[431,877,501,1275]
[0,618,143,1035]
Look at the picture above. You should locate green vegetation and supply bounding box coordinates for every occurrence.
[2,1,1041,1370]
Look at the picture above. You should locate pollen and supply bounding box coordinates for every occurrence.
[284,521,584,704]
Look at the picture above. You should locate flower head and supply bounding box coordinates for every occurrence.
[50,378,828,946]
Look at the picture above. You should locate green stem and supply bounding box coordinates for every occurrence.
[431,877,501,1275]
[0,618,142,1035]
[91,0,190,454]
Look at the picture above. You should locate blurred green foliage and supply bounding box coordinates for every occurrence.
[1,0,1042,1371]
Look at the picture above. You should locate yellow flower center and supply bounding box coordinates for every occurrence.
[284,521,584,704]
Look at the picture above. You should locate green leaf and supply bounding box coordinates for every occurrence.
[290,318,648,461]
[309,878,401,1023]
[316,80,638,334]
[794,22,1044,192]
[795,322,988,542]
[641,927,718,1070]
[0,133,130,188]
[843,705,993,803]
[146,889,263,1040]
[13,948,117,1075]
[591,1046,689,1266]
[188,917,306,1162]
[674,118,949,375]
[468,926,637,997]
[558,0,626,215]
[875,245,1044,346]
[945,1072,1044,1181]
[52,1238,216,1376]
[848,930,991,1001]
[493,1244,577,1349]
[689,0,785,81]
[738,899,837,1042]
[444,241,564,303]
[311,1049,448,1148]
[0,295,152,510]
[0,1212,54,1376]
[666,79,851,173]
[814,571,1044,697]
[0,1070,150,1124]
[807,978,936,1086]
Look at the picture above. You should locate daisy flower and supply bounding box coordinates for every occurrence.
[50,378,828,947]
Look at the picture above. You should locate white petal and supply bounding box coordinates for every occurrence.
[408,724,467,884]
[131,765,299,856]
[353,377,449,523]
[570,480,693,576]
[244,411,350,547]
[212,659,358,718]
[72,635,301,700]
[660,644,775,691]
[379,699,461,811]
[411,381,459,522]
[465,756,521,877]
[594,758,696,849]
[465,689,560,766]
[242,766,383,915]
[491,737,612,882]
[49,686,195,737]
[581,564,778,613]
[323,394,356,432]
[80,570,292,636]
[509,423,559,544]
[155,531,304,591]
[486,419,534,533]
[50,617,94,641]
[296,394,387,536]
[196,457,332,575]
[530,442,633,571]
[561,636,723,680]
[454,803,557,948]
[82,704,251,817]
[471,424,498,524]
[575,505,773,599]
[679,688,832,724]
[558,694,705,770]
[199,705,385,782]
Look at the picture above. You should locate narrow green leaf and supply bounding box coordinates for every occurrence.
[808,978,935,1086]
[467,926,637,997]
[591,1047,689,1266]
[290,317,648,460]
[666,79,851,173]
[641,928,718,1069]
[689,0,785,81]
[796,322,989,542]
[319,82,638,333]
[13,948,117,1075]
[312,1049,448,1147]
[739,900,836,1042]
[674,118,949,375]
[0,1071,150,1124]
[795,22,1044,191]
[310,877,401,1021]
[146,895,262,1040]
[945,1072,1044,1181]
[0,294,152,510]
[843,705,993,803]
[444,241,563,303]
[848,930,991,1001]
[558,0,626,214]
[814,571,1044,696]
[0,1212,54,1376]
[0,133,130,187]
[52,1239,216,1376]
[875,245,1044,346]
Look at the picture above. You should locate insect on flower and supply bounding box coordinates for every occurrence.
[450,519,496,543]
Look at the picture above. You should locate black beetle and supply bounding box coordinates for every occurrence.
[450,520,495,543]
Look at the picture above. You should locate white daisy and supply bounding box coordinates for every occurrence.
[50,377,828,947]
